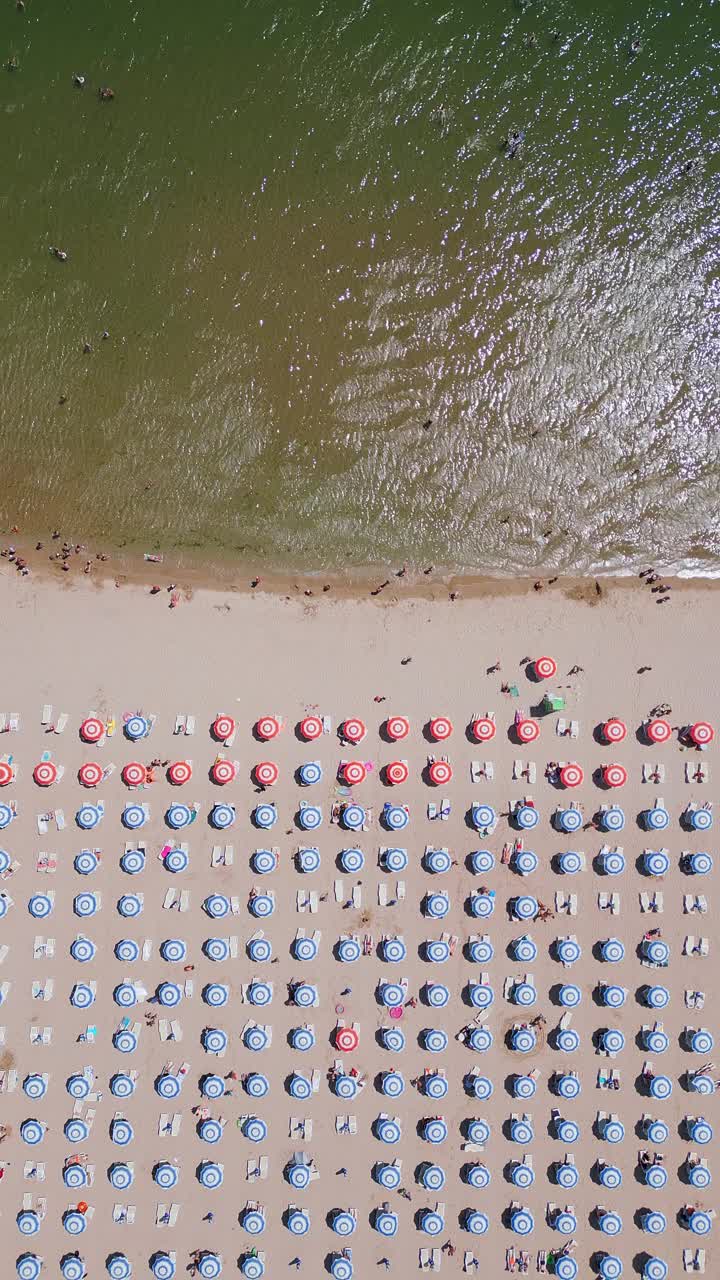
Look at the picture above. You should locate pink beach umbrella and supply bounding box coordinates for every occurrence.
[429,717,453,742]
[559,763,583,788]
[212,759,236,785]
[254,761,279,787]
[122,762,146,788]
[342,719,367,745]
[385,761,409,786]
[255,716,281,740]
[533,656,557,679]
[341,761,367,786]
[645,719,671,744]
[33,761,58,787]
[168,761,192,786]
[299,716,323,741]
[80,717,104,744]
[385,716,410,741]
[516,719,540,744]
[78,762,103,788]
[471,717,496,742]
[603,764,627,789]
[602,719,627,743]
[428,761,453,786]
[212,715,235,743]
[690,722,714,747]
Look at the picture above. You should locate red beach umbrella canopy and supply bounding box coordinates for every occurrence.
[471,717,496,742]
[559,763,583,788]
[212,715,235,742]
[335,1026,359,1052]
[645,718,672,744]
[341,761,366,786]
[254,761,279,787]
[603,718,627,743]
[33,761,58,787]
[385,761,409,786]
[80,717,104,743]
[516,719,540,744]
[533,656,557,679]
[342,718,367,744]
[78,761,103,788]
[429,717,453,741]
[428,760,453,785]
[299,716,323,741]
[122,762,146,788]
[603,763,627,788]
[385,716,410,741]
[690,721,714,747]
[212,759,237,785]
[0,762,14,786]
[255,716,281,741]
[168,760,192,786]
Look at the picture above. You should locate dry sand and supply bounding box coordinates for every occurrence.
[0,570,717,1278]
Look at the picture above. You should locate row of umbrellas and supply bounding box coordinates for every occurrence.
[16,1254,227,1280]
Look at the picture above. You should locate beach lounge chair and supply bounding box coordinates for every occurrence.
[695,1249,706,1273]
[53,713,68,733]
[378,883,387,907]
[684,936,696,956]
[420,1251,430,1272]
[569,720,579,738]
[440,798,451,819]
[699,937,709,956]
[609,892,619,915]
[8,714,20,732]
[334,879,344,903]
[431,1250,441,1271]
[427,802,438,820]
[697,895,708,912]
[351,886,360,909]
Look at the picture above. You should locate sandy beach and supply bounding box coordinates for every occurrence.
[0,569,716,1280]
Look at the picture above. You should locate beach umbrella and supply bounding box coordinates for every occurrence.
[156,1072,182,1099]
[292,982,317,1007]
[242,1202,266,1232]
[74,849,99,875]
[556,807,582,833]
[686,851,713,874]
[211,758,236,785]
[251,849,277,876]
[601,938,624,962]
[70,983,95,1009]
[644,1163,668,1189]
[643,1262,667,1280]
[510,1160,534,1188]
[688,1118,713,1143]
[471,803,496,832]
[332,1211,357,1237]
[28,894,53,919]
[644,805,669,831]
[470,852,495,878]
[645,986,670,1011]
[124,716,149,741]
[425,982,450,1008]
[424,848,451,874]
[689,1029,714,1054]
[121,763,146,788]
[379,982,404,1008]
[299,716,323,741]
[106,1256,132,1280]
[603,764,627,788]
[602,718,627,743]
[165,759,192,786]
[465,1163,491,1189]
[645,719,671,744]
[120,844,146,874]
[286,1159,310,1190]
[288,1072,312,1100]
[555,1161,579,1189]
[511,1027,536,1053]
[600,984,626,1009]
[63,1212,87,1236]
[381,1027,405,1052]
[423,1028,449,1053]
[248,980,273,1007]
[374,1211,398,1237]
[511,1209,534,1236]
[467,982,494,1010]
[334,1072,360,1100]
[117,894,143,922]
[166,803,193,829]
[342,718,366,745]
[381,849,408,878]
[463,1211,490,1236]
[287,1209,310,1236]
[464,1118,489,1144]
[509,937,534,964]
[512,895,538,921]
[428,760,453,787]
[78,760,104,789]
[515,806,540,832]
[556,1073,581,1100]
[253,761,279,789]
[642,1212,667,1235]
[598,1163,622,1189]
[160,938,187,963]
[554,1211,577,1235]
[375,1162,402,1190]
[512,981,536,1007]
[559,763,583,788]
[601,1029,625,1056]
[599,850,625,875]
[16,1259,44,1280]
[601,806,625,832]
[555,1118,579,1143]
[424,939,450,965]
[243,1117,268,1143]
[329,1258,352,1280]
[197,1256,222,1280]
[467,938,494,966]
[556,938,581,965]
[157,981,182,1007]
[512,1075,536,1101]
[198,1162,224,1188]
[516,718,540,744]
[556,1028,580,1053]
[534,656,557,679]
[383,803,408,830]
[419,1162,446,1191]
[645,1119,669,1144]
[240,1259,264,1280]
[81,718,105,743]
[340,847,365,874]
[17,1212,41,1236]
[200,1074,225,1100]
[558,850,583,874]
[202,1028,228,1055]
[510,1117,533,1144]
[689,1071,716,1097]
[210,803,235,830]
[33,761,58,787]
[380,936,407,964]
[375,1117,402,1144]
[153,1162,178,1190]
[289,1025,314,1052]
[110,1074,135,1098]
[555,1259,578,1280]
[0,851,9,875]
[420,1210,444,1236]
[109,1162,134,1191]
[204,893,231,920]
[428,716,452,742]
[67,1073,92,1100]
[688,806,713,831]
[598,1257,622,1280]
[23,1074,47,1101]
[424,1073,449,1100]
[690,721,714,747]
[341,760,367,787]
[163,847,189,873]
[643,850,669,876]
[643,939,669,965]
[0,763,12,787]
[199,1118,224,1144]
[336,936,361,964]
[386,715,410,741]
[294,848,320,877]
[687,1210,713,1235]
[297,803,322,830]
[210,714,235,742]
[293,934,319,963]
[0,803,15,829]
[384,760,410,789]
[203,982,229,1008]
[150,1255,175,1280]
[513,849,539,875]
[111,1117,134,1145]
[598,1211,623,1236]
[427,892,450,918]
[251,892,275,919]
[558,987,582,1014]
[472,717,496,743]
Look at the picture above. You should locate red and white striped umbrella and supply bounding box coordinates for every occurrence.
[0,761,13,786]
[80,717,104,743]
[78,762,103,788]
[212,759,236,785]
[559,763,584,788]
[471,717,496,742]
[386,761,409,786]
[33,761,58,787]
[690,721,714,747]
[168,761,192,786]
[254,761,279,787]
[429,717,453,741]
[343,718,367,744]
[256,716,280,740]
[336,1026,359,1052]
[534,656,557,679]
[603,764,627,788]
[646,718,671,744]
[122,762,146,788]
[385,716,409,741]
[342,761,366,786]
[428,760,453,786]
[212,715,235,742]
[516,719,540,744]
[603,718,627,743]
[300,716,323,741]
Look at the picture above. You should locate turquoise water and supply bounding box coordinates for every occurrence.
[1,0,718,573]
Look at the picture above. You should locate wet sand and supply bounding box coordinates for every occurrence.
[0,570,716,1277]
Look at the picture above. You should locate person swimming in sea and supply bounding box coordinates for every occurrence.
[503,128,526,158]
[49,246,68,261]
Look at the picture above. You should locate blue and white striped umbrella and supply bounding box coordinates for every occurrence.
[114,938,139,961]
[298,762,322,786]
[642,1212,666,1235]
[644,806,669,830]
[287,1210,310,1236]
[600,850,625,875]
[210,804,235,830]
[204,937,230,962]
[688,1211,713,1235]
[376,1118,401,1144]
[598,1256,623,1280]
[295,847,320,875]
[555,1260,578,1280]
[247,937,272,963]
[289,1072,312,1100]
[198,1162,224,1189]
[644,939,669,965]
[23,1074,47,1100]
[157,982,182,1007]
[16,1255,43,1280]
[556,1028,580,1053]
[601,939,624,962]
[512,981,536,1007]
[340,848,365,874]
[383,848,408,873]
[602,807,625,832]
[645,1119,669,1143]
[73,893,99,919]
[556,1074,581,1100]
[76,805,102,830]
[380,983,404,1008]
[383,1027,406,1052]
[646,987,670,1011]
[122,805,146,830]
[464,1211,489,1235]
[28,894,53,919]
[689,1073,715,1097]
[512,1075,536,1101]
[17,1213,40,1236]
[250,893,274,918]
[204,895,230,919]
[160,938,186,962]
[242,1205,266,1232]
[510,1161,535,1188]
[689,1119,713,1144]
[292,983,316,1007]
[602,1118,625,1143]
[153,1163,179,1189]
[332,1212,356,1237]
[469,892,494,919]
[61,1260,86,1280]
[513,896,538,921]
[601,985,626,1009]
[166,804,192,829]
[423,1028,449,1053]
[110,1074,135,1098]
[558,850,583,874]
[286,1162,310,1190]
[114,983,137,1008]
[150,1256,175,1280]
[510,1118,533,1144]
[240,1259,264,1280]
[290,1026,315,1051]
[511,1028,536,1053]
[555,1161,579,1189]
[426,983,450,1008]
[471,804,496,832]
[464,1118,488,1144]
[643,850,669,876]
[644,1164,668,1189]
[514,850,538,875]
[427,893,450,918]
[468,1074,493,1100]
[0,847,8,871]
[558,984,581,1008]
[293,936,318,961]
[253,803,277,830]
[557,808,582,833]
[557,938,581,965]
[420,1163,446,1191]
[599,1163,622,1189]
[511,1210,534,1236]
[74,851,99,875]
[251,850,277,876]
[67,1073,91,1099]
[0,895,9,919]
[376,1162,402,1189]
[426,939,450,963]
[645,1028,669,1053]
[164,848,189,873]
[470,850,495,873]
[599,1212,623,1236]
[106,1256,132,1280]
[71,983,95,1009]
[203,984,229,1007]
[425,848,451,874]
[334,1074,359,1100]
[508,940,534,967]
[374,1211,398,1237]
[0,804,15,831]
[424,1074,449,1100]
[298,805,322,831]
[243,1026,268,1051]
[337,938,362,963]
[243,1118,267,1143]
[689,1030,714,1054]
[688,807,713,831]
[63,1212,87,1236]
[555,1118,580,1143]
[155,1073,181,1099]
[341,804,365,831]
[111,1118,133,1145]
[203,1028,228,1054]
[420,1211,444,1236]
[109,1163,134,1190]
[124,716,148,740]
[330,1257,352,1280]
[201,1075,226,1100]
[643,1261,667,1280]
[199,1119,224,1144]
[197,1255,222,1280]
[383,804,408,831]
[687,851,712,874]
[515,806,540,831]
[555,1212,577,1235]
[117,894,142,918]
